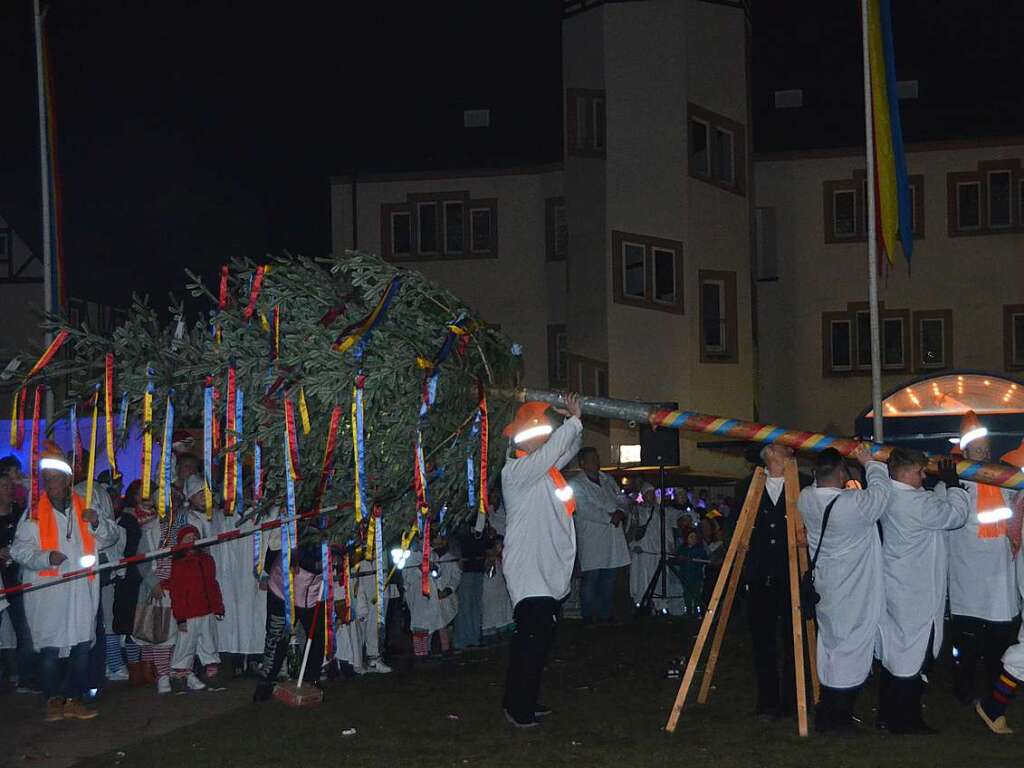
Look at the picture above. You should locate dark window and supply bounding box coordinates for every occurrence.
[593,98,605,150]
[595,368,608,398]
[391,212,411,256]
[919,318,945,368]
[989,171,1012,227]
[470,208,493,253]
[701,281,725,352]
[957,182,981,229]
[0,231,9,259]
[856,311,872,368]
[652,247,676,304]
[547,324,568,387]
[622,242,646,299]
[444,202,464,254]
[1015,313,1024,367]
[713,127,734,185]
[830,320,852,371]
[883,317,905,369]
[833,190,856,237]
[690,120,709,176]
[418,202,438,254]
[566,89,606,157]
[546,197,568,261]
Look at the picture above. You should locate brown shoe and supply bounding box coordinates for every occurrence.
[45,697,65,722]
[62,699,98,720]
[976,701,1013,735]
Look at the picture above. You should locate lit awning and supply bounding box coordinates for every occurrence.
[865,373,1024,419]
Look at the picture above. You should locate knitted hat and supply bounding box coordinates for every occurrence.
[183,474,206,501]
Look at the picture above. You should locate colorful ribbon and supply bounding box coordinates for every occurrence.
[420,514,431,597]
[233,385,244,515]
[282,427,298,631]
[103,353,120,481]
[342,553,352,624]
[218,265,229,310]
[315,406,343,515]
[283,397,302,481]
[374,511,385,626]
[322,540,335,657]
[223,367,237,514]
[86,387,100,510]
[332,275,401,355]
[8,392,18,448]
[69,403,79,479]
[157,391,174,518]
[242,265,266,321]
[298,387,312,436]
[24,330,69,382]
[117,392,130,447]
[477,381,489,516]
[203,380,214,516]
[28,386,42,510]
[272,306,280,361]
[351,379,367,523]
[253,442,263,501]
[142,377,153,500]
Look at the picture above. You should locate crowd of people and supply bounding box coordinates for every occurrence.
[2,400,1023,742]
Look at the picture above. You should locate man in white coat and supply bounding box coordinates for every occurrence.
[878,449,970,734]
[947,412,1022,704]
[12,444,120,721]
[501,394,582,728]
[797,444,890,734]
[628,481,685,616]
[569,447,630,625]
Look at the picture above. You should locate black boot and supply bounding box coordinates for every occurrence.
[252,679,275,703]
[952,621,980,705]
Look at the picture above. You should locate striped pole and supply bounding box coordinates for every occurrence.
[499,388,1024,492]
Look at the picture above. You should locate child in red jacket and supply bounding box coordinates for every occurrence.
[168,525,224,691]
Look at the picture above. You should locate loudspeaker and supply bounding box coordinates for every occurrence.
[640,417,680,466]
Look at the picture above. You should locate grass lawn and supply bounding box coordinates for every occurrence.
[71,615,1017,768]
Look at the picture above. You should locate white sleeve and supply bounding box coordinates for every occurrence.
[503,417,583,489]
[919,486,970,531]
[10,512,52,572]
[854,461,892,524]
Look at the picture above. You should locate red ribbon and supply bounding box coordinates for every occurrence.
[342,553,351,624]
[314,406,343,513]
[25,330,69,381]
[478,381,489,515]
[421,516,431,597]
[318,306,347,328]
[284,398,302,480]
[28,385,43,509]
[224,367,236,514]
[218,265,229,310]
[242,265,266,321]
[211,386,221,453]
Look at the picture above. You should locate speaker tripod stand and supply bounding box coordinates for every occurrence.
[664,458,819,737]
[637,463,685,616]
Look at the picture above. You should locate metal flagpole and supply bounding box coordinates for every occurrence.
[33,0,55,422]
[861,0,884,442]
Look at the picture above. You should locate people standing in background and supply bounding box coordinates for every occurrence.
[628,481,686,616]
[112,481,145,686]
[402,537,462,658]
[878,450,970,734]
[947,412,1022,705]
[798,444,890,735]
[453,523,488,651]
[168,525,224,691]
[569,447,630,625]
[674,530,706,617]
[0,472,34,692]
[0,455,28,509]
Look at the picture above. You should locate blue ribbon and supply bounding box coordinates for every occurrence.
[354,384,368,521]
[203,384,213,501]
[374,515,385,626]
[234,387,244,506]
[282,430,298,632]
[69,403,78,473]
[467,409,481,512]
[117,392,130,446]
[162,391,175,507]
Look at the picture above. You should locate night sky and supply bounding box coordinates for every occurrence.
[1,1,1021,308]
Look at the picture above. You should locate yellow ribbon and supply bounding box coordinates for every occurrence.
[85,394,99,509]
[142,390,153,500]
[9,392,18,447]
[298,387,311,436]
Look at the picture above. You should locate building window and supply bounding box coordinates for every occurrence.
[444,201,464,255]
[824,172,925,244]
[957,182,981,230]
[381,193,497,261]
[470,207,494,253]
[948,159,1023,236]
[547,324,568,387]
[698,270,738,364]
[545,197,568,262]
[823,303,910,376]
[566,88,606,158]
[687,103,746,195]
[690,119,710,177]
[988,171,1012,228]
[568,354,610,434]
[611,231,683,314]
[0,230,9,266]
[1006,305,1024,371]
[913,310,953,372]
[833,190,857,238]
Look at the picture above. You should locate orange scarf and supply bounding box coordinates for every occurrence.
[515,449,575,516]
[35,491,95,579]
[977,483,1009,541]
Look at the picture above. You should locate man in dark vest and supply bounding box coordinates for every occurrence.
[742,443,798,718]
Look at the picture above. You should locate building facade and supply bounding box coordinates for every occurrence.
[330,0,1024,481]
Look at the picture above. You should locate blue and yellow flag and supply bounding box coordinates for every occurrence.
[866,0,913,267]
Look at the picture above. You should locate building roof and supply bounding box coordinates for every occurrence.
[330,162,563,186]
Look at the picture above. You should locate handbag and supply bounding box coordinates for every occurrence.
[132,596,172,644]
[799,495,838,620]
